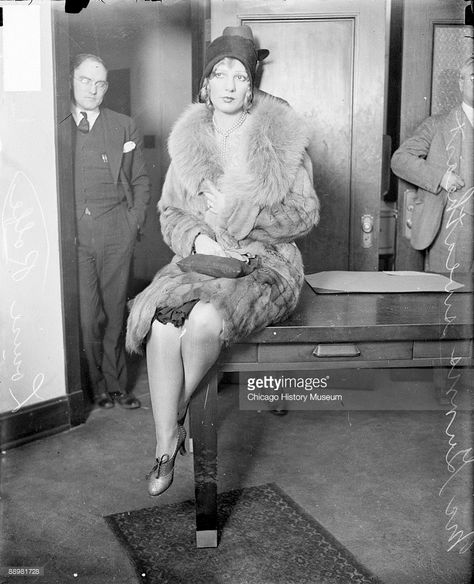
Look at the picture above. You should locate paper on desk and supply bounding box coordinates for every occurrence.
[305,271,464,293]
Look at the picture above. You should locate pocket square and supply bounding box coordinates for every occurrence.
[123,141,136,153]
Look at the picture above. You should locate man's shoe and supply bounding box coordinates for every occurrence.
[115,393,141,409]
[95,393,115,409]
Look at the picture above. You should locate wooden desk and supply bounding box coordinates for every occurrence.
[189,282,473,548]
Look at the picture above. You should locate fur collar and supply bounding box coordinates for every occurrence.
[167,94,310,208]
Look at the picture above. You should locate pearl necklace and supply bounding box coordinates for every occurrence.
[213,111,248,159]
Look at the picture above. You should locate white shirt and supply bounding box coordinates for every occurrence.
[71,104,100,130]
[462,102,474,127]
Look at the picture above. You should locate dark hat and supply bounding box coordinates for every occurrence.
[222,24,270,62]
[201,34,258,89]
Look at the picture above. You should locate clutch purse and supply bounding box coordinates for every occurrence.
[177,254,257,278]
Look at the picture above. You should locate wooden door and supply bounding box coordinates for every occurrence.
[210,0,387,272]
[394,0,470,270]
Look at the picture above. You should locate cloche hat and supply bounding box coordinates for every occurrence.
[222,25,270,61]
[201,34,258,89]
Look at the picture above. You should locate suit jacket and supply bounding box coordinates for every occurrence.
[391,105,467,250]
[60,107,150,229]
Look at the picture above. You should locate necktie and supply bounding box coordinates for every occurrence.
[77,111,89,133]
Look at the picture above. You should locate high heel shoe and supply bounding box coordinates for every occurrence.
[146,425,186,497]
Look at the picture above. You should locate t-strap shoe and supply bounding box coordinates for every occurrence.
[146,425,187,497]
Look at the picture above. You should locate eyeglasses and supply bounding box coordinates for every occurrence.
[74,76,108,91]
[460,73,474,83]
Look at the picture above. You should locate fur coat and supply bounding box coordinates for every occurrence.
[126,95,319,353]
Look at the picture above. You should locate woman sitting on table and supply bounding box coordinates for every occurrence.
[126,31,320,496]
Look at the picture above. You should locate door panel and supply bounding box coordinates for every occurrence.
[211,0,387,272]
[249,18,353,272]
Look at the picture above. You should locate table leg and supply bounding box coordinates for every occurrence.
[189,365,218,548]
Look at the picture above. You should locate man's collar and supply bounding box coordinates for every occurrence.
[70,103,101,128]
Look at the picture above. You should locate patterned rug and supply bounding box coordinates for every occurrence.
[105,483,383,584]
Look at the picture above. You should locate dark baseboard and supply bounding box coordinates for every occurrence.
[0,391,86,451]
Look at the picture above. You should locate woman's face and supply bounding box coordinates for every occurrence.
[208,58,250,115]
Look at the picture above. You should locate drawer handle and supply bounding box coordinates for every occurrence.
[313,344,361,358]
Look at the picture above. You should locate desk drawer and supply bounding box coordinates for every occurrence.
[221,344,257,363]
[259,342,413,362]
[413,340,472,360]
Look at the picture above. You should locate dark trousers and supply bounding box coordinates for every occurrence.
[76,205,137,398]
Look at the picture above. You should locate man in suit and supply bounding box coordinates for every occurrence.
[68,53,150,408]
[391,56,473,273]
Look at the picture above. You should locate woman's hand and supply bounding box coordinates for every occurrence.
[201,180,226,216]
[194,233,227,257]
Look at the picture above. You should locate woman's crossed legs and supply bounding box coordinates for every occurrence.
[146,301,224,458]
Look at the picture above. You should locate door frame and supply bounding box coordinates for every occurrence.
[53,7,85,426]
